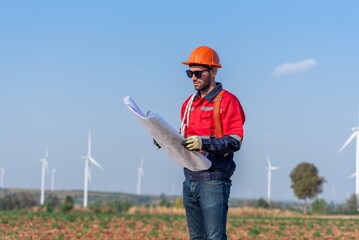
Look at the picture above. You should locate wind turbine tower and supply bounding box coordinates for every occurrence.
[137,157,144,195]
[0,168,4,189]
[266,155,279,207]
[338,116,359,210]
[39,149,49,205]
[51,168,56,191]
[82,129,103,208]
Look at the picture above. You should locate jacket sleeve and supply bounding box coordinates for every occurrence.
[201,135,241,154]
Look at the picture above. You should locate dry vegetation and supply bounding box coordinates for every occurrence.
[128,206,302,217]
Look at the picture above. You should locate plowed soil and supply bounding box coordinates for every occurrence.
[1,212,359,239]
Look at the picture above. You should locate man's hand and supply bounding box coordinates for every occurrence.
[153,139,161,149]
[182,136,202,151]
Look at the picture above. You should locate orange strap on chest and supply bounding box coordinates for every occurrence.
[213,90,225,138]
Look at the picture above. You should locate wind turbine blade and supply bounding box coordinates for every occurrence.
[348,172,356,179]
[271,166,280,171]
[45,148,49,159]
[140,168,144,177]
[338,132,357,153]
[41,148,49,172]
[89,157,103,169]
[139,158,144,177]
[266,154,272,168]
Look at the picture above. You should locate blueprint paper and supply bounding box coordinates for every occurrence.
[123,96,211,171]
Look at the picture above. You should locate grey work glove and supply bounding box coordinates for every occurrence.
[182,136,202,151]
[153,139,161,149]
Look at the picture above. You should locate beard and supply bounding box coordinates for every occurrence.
[193,75,212,92]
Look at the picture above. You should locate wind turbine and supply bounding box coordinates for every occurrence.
[82,129,103,208]
[338,116,359,209]
[266,154,279,207]
[39,149,49,205]
[137,157,144,195]
[0,168,4,189]
[51,168,56,191]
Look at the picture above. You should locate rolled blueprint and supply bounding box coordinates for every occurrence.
[123,95,211,171]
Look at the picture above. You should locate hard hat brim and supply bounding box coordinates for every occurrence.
[181,61,222,68]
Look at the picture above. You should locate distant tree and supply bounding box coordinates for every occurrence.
[256,198,269,208]
[0,195,16,210]
[311,198,328,214]
[159,193,172,208]
[342,194,358,214]
[44,194,60,212]
[290,162,325,214]
[174,197,183,209]
[89,201,103,213]
[0,193,37,210]
[110,200,134,213]
[327,201,337,214]
[59,195,74,212]
[15,192,37,209]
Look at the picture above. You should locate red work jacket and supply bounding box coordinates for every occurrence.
[181,84,245,140]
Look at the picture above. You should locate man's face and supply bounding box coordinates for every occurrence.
[188,65,213,92]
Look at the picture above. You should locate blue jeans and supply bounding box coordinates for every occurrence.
[183,179,231,240]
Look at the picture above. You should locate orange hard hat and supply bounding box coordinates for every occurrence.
[182,46,222,68]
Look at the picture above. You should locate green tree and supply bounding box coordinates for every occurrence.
[256,198,269,208]
[59,195,74,213]
[159,193,172,208]
[112,200,134,213]
[0,193,37,210]
[14,192,37,209]
[0,195,16,210]
[290,162,325,214]
[341,194,358,214]
[311,198,328,214]
[44,194,60,212]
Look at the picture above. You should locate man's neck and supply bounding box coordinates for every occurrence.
[200,83,216,97]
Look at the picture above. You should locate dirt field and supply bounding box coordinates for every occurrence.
[1,210,359,239]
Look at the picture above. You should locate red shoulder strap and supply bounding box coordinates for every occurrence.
[214,90,225,138]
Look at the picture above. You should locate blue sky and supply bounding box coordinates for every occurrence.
[0,1,358,203]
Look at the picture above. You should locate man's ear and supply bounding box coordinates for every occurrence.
[211,67,218,78]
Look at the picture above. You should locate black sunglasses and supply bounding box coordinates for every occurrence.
[186,68,212,78]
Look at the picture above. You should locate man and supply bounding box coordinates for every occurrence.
[180,46,245,239]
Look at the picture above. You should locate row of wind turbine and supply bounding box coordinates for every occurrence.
[266,155,279,207]
[82,129,103,208]
[37,129,103,208]
[338,115,359,210]
[33,113,358,209]
[39,149,49,205]
[266,114,359,209]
